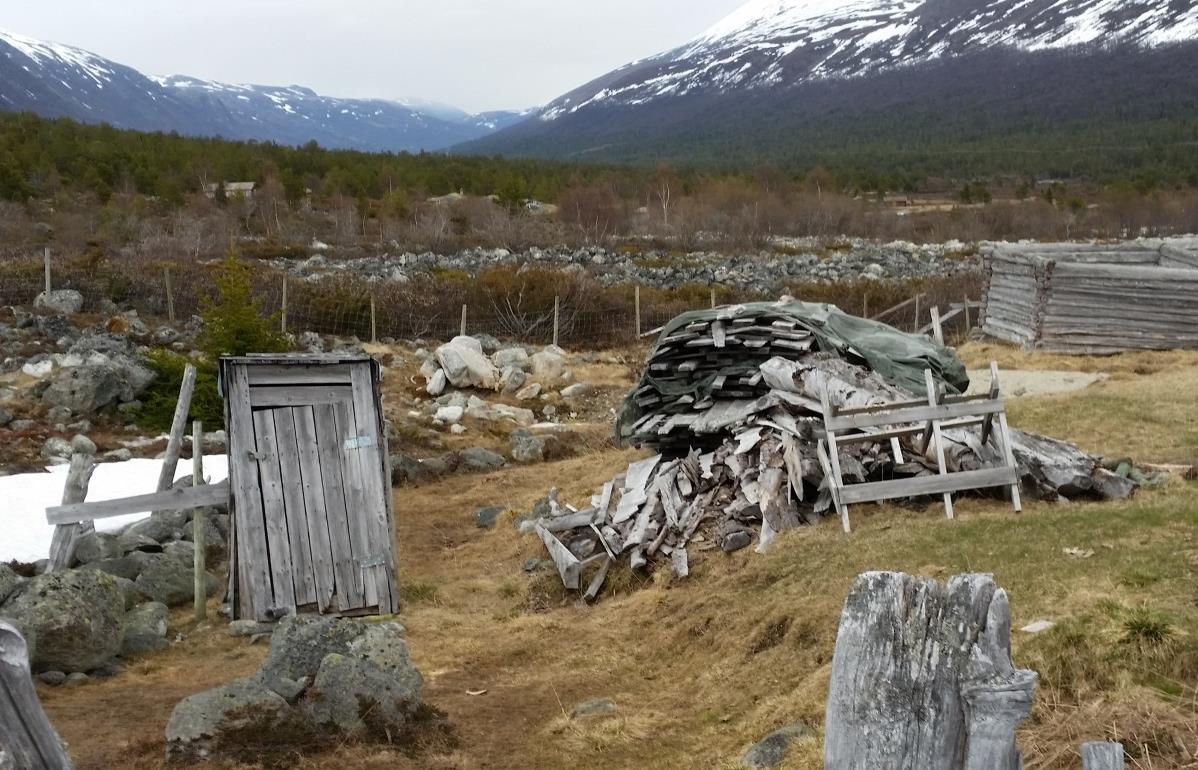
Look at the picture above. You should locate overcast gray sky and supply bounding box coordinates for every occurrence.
[4,1,745,113]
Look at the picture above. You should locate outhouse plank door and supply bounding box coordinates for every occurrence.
[222,356,398,621]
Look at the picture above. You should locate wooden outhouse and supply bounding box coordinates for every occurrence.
[219,355,398,621]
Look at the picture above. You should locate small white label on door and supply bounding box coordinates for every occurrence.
[344,435,375,450]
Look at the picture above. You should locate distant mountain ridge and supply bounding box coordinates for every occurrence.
[0,28,526,153]
[459,0,1198,174]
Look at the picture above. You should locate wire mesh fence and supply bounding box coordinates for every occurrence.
[0,254,982,349]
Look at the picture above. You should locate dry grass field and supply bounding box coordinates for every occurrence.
[38,343,1198,769]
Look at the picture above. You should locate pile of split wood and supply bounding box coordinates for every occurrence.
[526,301,1140,600]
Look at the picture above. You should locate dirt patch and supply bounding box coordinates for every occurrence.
[966,369,1108,398]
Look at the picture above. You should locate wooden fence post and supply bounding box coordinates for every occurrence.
[635,285,642,339]
[710,287,717,309]
[280,275,288,334]
[824,572,1036,770]
[192,420,206,623]
[863,294,870,319]
[1081,742,1125,770]
[913,294,922,333]
[43,247,51,295]
[0,621,76,769]
[552,295,560,348]
[370,294,377,344]
[164,267,176,324]
[930,306,944,345]
[963,297,971,333]
[46,444,97,571]
[460,304,467,337]
[156,364,197,493]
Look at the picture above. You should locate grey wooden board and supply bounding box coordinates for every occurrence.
[292,406,337,612]
[838,467,1017,506]
[226,365,273,621]
[245,364,353,386]
[349,364,394,612]
[272,408,319,607]
[0,621,75,770]
[827,400,1006,432]
[248,386,353,407]
[1081,742,1125,770]
[313,403,363,610]
[252,409,298,617]
[46,481,229,525]
[46,452,96,569]
[335,400,379,609]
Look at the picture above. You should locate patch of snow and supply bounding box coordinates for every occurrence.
[0,456,229,563]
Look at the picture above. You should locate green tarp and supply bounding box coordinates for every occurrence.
[618,300,969,441]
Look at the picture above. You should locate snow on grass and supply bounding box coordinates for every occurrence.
[0,456,228,564]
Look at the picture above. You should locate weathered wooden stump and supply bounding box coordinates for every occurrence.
[0,621,75,769]
[824,572,1036,770]
[1081,742,1126,770]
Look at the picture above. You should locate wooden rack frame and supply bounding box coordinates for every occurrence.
[818,362,1021,533]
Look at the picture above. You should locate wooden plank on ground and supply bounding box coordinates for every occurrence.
[313,403,364,610]
[252,409,297,617]
[272,408,318,607]
[292,406,337,612]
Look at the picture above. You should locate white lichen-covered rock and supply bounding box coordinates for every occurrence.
[434,405,464,425]
[425,368,447,397]
[0,569,125,673]
[465,396,535,426]
[304,623,423,732]
[34,289,84,315]
[530,350,566,381]
[435,336,500,390]
[492,347,529,370]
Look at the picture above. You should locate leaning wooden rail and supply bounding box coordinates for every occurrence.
[45,481,229,526]
[0,621,75,770]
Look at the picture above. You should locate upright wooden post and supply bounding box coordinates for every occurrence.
[710,287,717,309]
[963,297,971,333]
[930,306,944,345]
[192,420,206,623]
[863,294,870,319]
[47,444,97,571]
[634,285,642,339]
[552,295,560,348]
[1081,742,1125,770]
[280,275,288,334]
[43,247,51,294]
[370,294,378,344]
[164,267,176,324]
[460,304,468,337]
[913,294,922,333]
[0,622,76,769]
[156,364,198,493]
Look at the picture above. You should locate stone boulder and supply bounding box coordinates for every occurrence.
[0,569,125,672]
[72,531,124,565]
[166,616,425,760]
[464,396,535,426]
[135,543,219,607]
[165,677,295,762]
[304,622,423,733]
[42,355,155,415]
[741,724,812,768]
[530,350,566,381]
[435,336,500,390]
[492,347,529,370]
[34,289,84,315]
[0,563,23,604]
[122,601,170,655]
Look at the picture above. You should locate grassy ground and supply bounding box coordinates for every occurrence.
[38,344,1198,769]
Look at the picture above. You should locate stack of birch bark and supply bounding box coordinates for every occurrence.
[526,316,1137,599]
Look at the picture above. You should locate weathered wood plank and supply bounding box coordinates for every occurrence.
[335,399,379,609]
[225,364,272,621]
[155,363,197,494]
[248,386,354,408]
[252,409,297,617]
[46,451,96,570]
[46,482,229,525]
[1081,742,1125,770]
[272,409,318,607]
[246,364,353,386]
[292,406,337,612]
[837,467,1016,506]
[826,399,1006,432]
[0,621,75,770]
[313,404,363,610]
[349,363,395,613]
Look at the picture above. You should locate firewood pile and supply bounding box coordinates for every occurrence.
[526,301,1142,600]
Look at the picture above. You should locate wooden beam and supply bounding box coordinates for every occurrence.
[826,399,1007,432]
[156,363,197,494]
[837,467,1017,506]
[46,451,96,571]
[46,482,229,525]
[0,621,76,770]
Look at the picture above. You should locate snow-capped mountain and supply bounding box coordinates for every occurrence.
[0,28,524,153]
[461,0,1198,165]
[539,0,1198,120]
